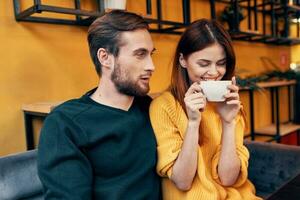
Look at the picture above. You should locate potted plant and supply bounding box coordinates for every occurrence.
[219,4,245,31]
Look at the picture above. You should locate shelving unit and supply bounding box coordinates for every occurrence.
[13,0,190,35]
[13,0,300,45]
[241,80,300,144]
[13,0,105,26]
[22,102,62,150]
[210,0,300,45]
[255,123,300,137]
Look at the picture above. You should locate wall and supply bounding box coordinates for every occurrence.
[0,0,292,156]
[0,1,98,156]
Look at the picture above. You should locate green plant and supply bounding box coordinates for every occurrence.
[219,4,245,30]
[236,70,300,90]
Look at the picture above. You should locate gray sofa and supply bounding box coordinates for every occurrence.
[0,150,43,200]
[245,140,300,199]
[1,141,300,200]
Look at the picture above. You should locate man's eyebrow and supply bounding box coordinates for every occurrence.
[133,48,148,54]
[132,48,156,54]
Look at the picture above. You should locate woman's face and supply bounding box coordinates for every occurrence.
[180,42,227,83]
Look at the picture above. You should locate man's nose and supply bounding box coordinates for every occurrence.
[145,57,155,71]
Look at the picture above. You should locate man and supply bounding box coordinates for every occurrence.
[37,10,161,199]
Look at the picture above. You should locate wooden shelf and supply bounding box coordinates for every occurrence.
[256,80,296,88]
[256,123,300,136]
[244,135,274,142]
[240,80,297,90]
[22,102,62,114]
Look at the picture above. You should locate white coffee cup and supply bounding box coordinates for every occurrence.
[104,0,127,10]
[200,80,232,102]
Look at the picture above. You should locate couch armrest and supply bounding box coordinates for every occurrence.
[0,150,43,200]
[244,141,300,197]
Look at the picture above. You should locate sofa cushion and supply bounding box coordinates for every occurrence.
[245,141,300,198]
[0,150,43,200]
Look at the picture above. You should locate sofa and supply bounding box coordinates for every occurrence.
[0,150,43,200]
[245,140,300,199]
[1,141,300,200]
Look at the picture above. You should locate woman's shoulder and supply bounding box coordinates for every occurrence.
[150,91,185,124]
[151,91,176,107]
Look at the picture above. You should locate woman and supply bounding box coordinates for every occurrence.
[149,19,262,200]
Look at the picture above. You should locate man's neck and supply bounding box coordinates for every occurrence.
[90,77,134,111]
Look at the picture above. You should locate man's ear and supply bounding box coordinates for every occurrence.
[179,53,187,68]
[97,48,113,68]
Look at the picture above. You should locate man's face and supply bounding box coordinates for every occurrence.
[111,29,155,96]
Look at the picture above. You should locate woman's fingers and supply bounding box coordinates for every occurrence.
[227,84,239,93]
[232,76,236,85]
[225,77,240,101]
[226,100,241,105]
[185,82,202,96]
[224,92,239,100]
[226,76,239,93]
[186,102,206,112]
[185,92,206,112]
[185,91,205,101]
[185,97,206,107]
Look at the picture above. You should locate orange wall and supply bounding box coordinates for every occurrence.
[0,1,98,156]
[0,0,292,156]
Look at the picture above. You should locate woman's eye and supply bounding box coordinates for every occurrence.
[217,61,226,66]
[198,63,209,67]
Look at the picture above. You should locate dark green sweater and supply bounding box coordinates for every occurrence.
[37,89,161,199]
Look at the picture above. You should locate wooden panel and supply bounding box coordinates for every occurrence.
[256,123,300,136]
[244,135,274,142]
[280,131,299,146]
[22,102,62,114]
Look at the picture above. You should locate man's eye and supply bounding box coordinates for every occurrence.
[136,52,146,58]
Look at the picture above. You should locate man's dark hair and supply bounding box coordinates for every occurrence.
[87,10,149,76]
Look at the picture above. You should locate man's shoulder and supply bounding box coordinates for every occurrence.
[133,95,153,113]
[49,97,90,120]
[135,95,152,107]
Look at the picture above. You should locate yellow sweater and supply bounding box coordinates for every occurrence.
[150,91,262,200]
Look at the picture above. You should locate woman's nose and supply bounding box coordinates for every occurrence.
[207,64,218,75]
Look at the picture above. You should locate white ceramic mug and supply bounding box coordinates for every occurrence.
[200,80,232,102]
[104,0,127,10]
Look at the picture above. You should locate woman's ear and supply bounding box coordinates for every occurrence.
[179,53,187,68]
[97,48,113,68]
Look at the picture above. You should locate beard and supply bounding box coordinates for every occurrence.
[111,63,150,97]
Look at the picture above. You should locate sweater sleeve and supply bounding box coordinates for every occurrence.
[37,113,93,200]
[211,112,249,187]
[149,96,183,178]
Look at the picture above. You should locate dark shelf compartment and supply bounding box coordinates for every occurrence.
[211,0,300,45]
[240,80,300,143]
[13,0,300,45]
[13,0,189,35]
[13,0,105,26]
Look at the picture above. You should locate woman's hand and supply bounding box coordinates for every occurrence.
[171,82,205,191]
[184,82,206,122]
[216,77,241,123]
